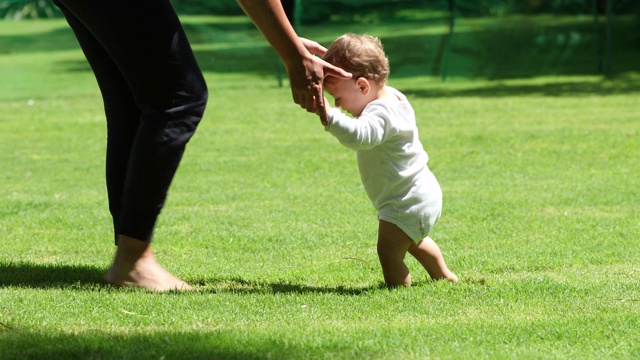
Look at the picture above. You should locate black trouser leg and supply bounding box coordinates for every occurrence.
[53,0,208,243]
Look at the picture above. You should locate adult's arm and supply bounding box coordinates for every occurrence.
[236,0,351,123]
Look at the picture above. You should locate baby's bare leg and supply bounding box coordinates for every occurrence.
[408,236,458,283]
[105,235,193,291]
[377,220,413,287]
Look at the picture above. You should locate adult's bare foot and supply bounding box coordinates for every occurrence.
[105,235,193,291]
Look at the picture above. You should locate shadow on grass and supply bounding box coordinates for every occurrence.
[0,330,351,360]
[403,74,640,98]
[0,261,385,295]
[194,276,385,296]
[0,261,106,289]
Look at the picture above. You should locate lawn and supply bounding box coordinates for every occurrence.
[0,11,639,359]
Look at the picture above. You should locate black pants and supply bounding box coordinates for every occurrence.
[53,0,208,242]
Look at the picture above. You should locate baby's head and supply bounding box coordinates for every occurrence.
[323,33,389,85]
[322,34,390,116]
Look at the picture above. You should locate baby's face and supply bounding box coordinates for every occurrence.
[324,76,369,117]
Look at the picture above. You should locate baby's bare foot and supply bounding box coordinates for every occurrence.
[446,271,459,283]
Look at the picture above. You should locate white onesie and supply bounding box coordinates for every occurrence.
[325,87,442,243]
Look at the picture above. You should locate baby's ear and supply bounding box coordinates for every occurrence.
[356,77,371,95]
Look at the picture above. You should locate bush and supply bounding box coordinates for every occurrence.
[0,0,60,20]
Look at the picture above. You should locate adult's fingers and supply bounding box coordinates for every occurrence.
[299,37,327,56]
[324,62,352,80]
[293,83,324,113]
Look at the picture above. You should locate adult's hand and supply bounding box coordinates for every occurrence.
[235,0,350,123]
[299,37,327,56]
[286,53,350,124]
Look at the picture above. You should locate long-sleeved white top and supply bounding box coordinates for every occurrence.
[325,87,442,241]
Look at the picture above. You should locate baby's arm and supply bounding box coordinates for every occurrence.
[324,105,390,150]
[317,96,332,126]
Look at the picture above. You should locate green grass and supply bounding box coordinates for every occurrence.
[1,13,639,359]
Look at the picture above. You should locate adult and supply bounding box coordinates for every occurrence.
[52,0,351,291]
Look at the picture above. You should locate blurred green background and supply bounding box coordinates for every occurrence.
[1,0,638,81]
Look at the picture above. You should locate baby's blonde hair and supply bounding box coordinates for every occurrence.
[323,33,390,85]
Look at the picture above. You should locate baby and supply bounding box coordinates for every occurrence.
[318,33,458,287]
